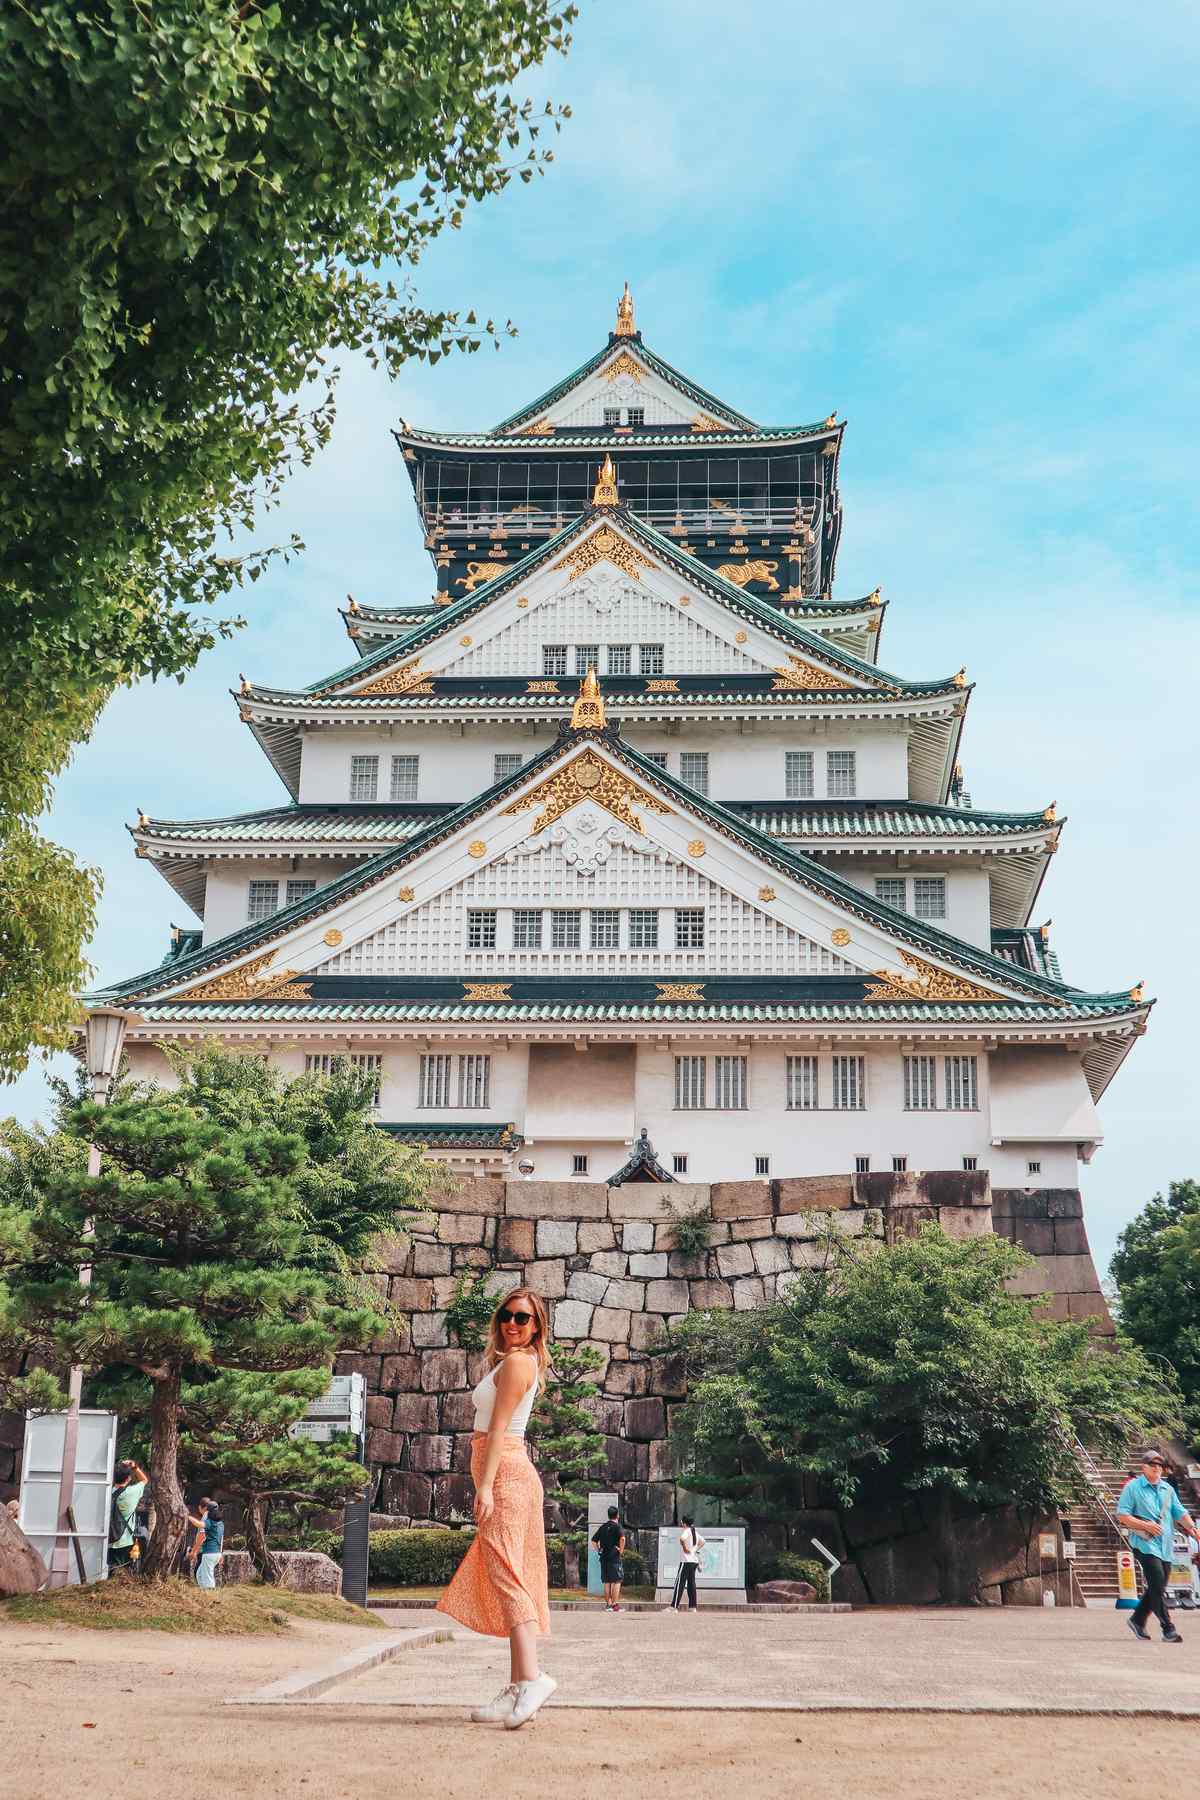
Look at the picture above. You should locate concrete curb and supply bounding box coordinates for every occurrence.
[369,1597,851,1615]
[225,1625,456,1706]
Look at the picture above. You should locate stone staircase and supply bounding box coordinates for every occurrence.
[1063,1449,1133,1604]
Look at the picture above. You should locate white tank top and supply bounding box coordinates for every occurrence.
[471,1355,538,1437]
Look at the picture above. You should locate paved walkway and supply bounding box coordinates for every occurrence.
[326,1604,1200,1714]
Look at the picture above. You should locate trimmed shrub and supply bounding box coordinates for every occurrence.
[308,1526,649,1591]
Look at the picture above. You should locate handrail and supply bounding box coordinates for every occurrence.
[1068,1436,1128,1544]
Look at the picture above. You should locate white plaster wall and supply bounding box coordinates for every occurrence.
[269,1040,530,1126]
[988,1048,1101,1144]
[298,727,539,805]
[841,865,993,950]
[202,858,352,945]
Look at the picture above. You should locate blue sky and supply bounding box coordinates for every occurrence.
[9,0,1198,1274]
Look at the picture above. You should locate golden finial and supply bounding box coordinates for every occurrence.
[954,762,963,783]
[615,280,635,337]
[870,586,881,602]
[824,412,837,428]
[1130,981,1145,1003]
[1042,800,1057,822]
[570,668,606,731]
[137,807,149,829]
[239,672,253,695]
[592,453,619,508]
[953,667,967,688]
[1039,919,1052,943]
[347,593,362,616]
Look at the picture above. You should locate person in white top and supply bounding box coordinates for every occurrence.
[436,1287,556,1729]
[670,1516,707,1611]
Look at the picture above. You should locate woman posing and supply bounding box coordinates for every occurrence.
[437,1288,555,1728]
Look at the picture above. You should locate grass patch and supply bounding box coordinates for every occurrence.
[1,1577,386,1637]
[370,1584,657,1604]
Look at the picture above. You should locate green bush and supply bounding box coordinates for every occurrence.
[749,1548,829,1602]
[308,1526,650,1591]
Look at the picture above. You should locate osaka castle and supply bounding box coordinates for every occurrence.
[99,284,1150,1190]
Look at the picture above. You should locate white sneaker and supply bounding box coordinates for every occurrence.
[470,1684,518,1723]
[504,1673,557,1729]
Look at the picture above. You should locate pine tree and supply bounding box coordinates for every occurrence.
[529,1342,605,1586]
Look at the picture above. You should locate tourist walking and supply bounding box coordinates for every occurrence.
[437,1288,555,1728]
[108,1458,148,1570]
[187,1498,224,1589]
[1117,1450,1200,1642]
[592,1505,626,1612]
[670,1516,706,1612]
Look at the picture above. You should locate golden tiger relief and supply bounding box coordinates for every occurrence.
[716,559,780,592]
[457,560,508,592]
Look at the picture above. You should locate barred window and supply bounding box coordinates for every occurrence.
[875,877,907,911]
[419,1054,452,1108]
[551,910,581,950]
[892,1155,908,1173]
[831,1054,866,1110]
[512,909,542,950]
[713,1055,747,1109]
[786,1054,819,1111]
[629,908,659,949]
[572,1153,589,1176]
[674,1055,706,1110]
[962,1155,978,1171]
[285,879,316,907]
[642,751,668,770]
[785,750,814,799]
[673,1153,689,1174]
[944,1055,978,1110]
[466,909,497,950]
[304,1053,335,1077]
[603,406,621,426]
[458,1054,491,1109]
[590,909,620,949]
[575,643,600,676]
[638,642,664,676]
[675,908,705,950]
[626,407,645,427]
[607,644,631,676]
[754,1155,770,1176]
[350,1052,383,1106]
[247,880,279,922]
[1027,1160,1041,1176]
[350,754,379,801]
[390,755,419,802]
[493,752,522,783]
[680,751,709,796]
[913,876,947,920]
[855,1154,871,1173]
[826,750,857,798]
[903,1054,937,1111]
[542,644,568,677]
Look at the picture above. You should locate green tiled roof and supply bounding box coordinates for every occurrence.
[125,998,1140,1026]
[726,802,1056,839]
[135,805,444,845]
[400,422,834,452]
[489,335,761,435]
[377,1122,521,1149]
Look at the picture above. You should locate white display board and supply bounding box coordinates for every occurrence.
[288,1373,365,1444]
[586,1490,619,1596]
[20,1411,118,1585]
[656,1524,746,1601]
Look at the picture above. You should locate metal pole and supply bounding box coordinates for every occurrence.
[48,1135,100,1588]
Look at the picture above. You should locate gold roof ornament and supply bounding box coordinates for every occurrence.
[137,807,150,829]
[346,593,362,616]
[571,668,606,731]
[953,667,968,688]
[824,413,837,428]
[592,453,619,508]
[239,672,253,695]
[1042,801,1057,822]
[1039,919,1052,943]
[614,280,636,337]
[1130,981,1145,1003]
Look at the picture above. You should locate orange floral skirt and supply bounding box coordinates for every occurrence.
[436,1434,550,1639]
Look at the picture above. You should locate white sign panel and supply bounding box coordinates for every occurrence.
[656,1524,746,1590]
[288,1373,365,1441]
[19,1410,118,1585]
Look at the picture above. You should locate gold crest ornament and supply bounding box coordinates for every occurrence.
[463,982,512,1001]
[398,887,415,902]
[323,929,343,948]
[831,928,851,947]
[863,950,999,1003]
[604,349,644,383]
[468,841,487,859]
[655,982,705,1002]
[177,950,312,1003]
[759,887,777,903]
[554,524,653,582]
[688,839,706,857]
[570,669,607,731]
[592,454,620,508]
[504,749,670,836]
[614,280,636,337]
[354,658,430,697]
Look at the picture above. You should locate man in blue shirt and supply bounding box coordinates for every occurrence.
[1116,1450,1200,1643]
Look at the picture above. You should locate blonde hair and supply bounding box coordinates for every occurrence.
[485,1287,551,1392]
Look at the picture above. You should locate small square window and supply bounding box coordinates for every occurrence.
[285,879,316,908]
[675,908,705,950]
[349,754,379,802]
[247,880,279,922]
[638,643,664,676]
[642,750,669,770]
[551,910,581,950]
[603,406,621,427]
[626,407,645,427]
[493,752,522,783]
[466,909,497,950]
[590,909,620,949]
[913,876,947,921]
[512,909,542,950]
[390,754,419,802]
[1027,1160,1042,1176]
[785,750,815,799]
[827,750,857,798]
[962,1156,978,1172]
[542,644,568,678]
[629,908,659,949]
[892,1155,908,1173]
[855,1154,871,1174]
[607,644,631,676]
[680,751,709,796]
[575,643,600,676]
[572,1153,589,1176]
[673,1153,689,1175]
[458,1054,491,1108]
[754,1154,770,1176]
[875,877,908,912]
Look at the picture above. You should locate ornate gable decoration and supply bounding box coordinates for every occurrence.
[691,412,731,433]
[354,658,433,697]
[514,417,554,435]
[176,949,313,1003]
[864,950,1000,1003]
[603,350,644,383]
[554,525,654,583]
[771,654,856,692]
[503,749,670,836]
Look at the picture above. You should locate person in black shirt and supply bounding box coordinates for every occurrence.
[591,1506,626,1613]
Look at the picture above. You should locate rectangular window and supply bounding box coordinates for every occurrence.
[304,1053,335,1077]
[785,750,815,799]
[626,407,645,427]
[786,1054,819,1111]
[575,643,600,676]
[638,642,664,676]
[607,644,631,676]
[419,1054,452,1108]
[962,1155,978,1172]
[944,1055,978,1111]
[642,750,669,770]
[754,1154,771,1177]
[550,909,581,950]
[629,908,659,950]
[713,1055,747,1110]
[680,751,709,796]
[903,1054,937,1111]
[875,877,908,911]
[350,1052,383,1106]
[284,879,316,907]
[832,1054,866,1111]
[542,644,568,677]
[572,1153,589,1176]
[892,1155,908,1173]
[673,1153,689,1175]
[913,876,947,921]
[855,1154,871,1174]
[512,909,543,950]
[389,755,420,802]
[350,754,379,802]
[826,749,857,798]
[1027,1160,1042,1177]
[675,908,705,950]
[458,1054,491,1109]
[466,909,497,950]
[603,406,621,427]
[590,909,620,949]
[493,752,522,783]
[674,1055,706,1110]
[247,880,279,922]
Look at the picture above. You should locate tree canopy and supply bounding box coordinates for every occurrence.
[0,0,576,1075]
[1110,1178,1200,1431]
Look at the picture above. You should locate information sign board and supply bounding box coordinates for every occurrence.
[19,1411,118,1585]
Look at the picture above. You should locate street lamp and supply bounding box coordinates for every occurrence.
[48,1006,138,1587]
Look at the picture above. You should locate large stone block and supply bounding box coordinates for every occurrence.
[604,1278,646,1311]
[537,1219,578,1258]
[441,1390,478,1433]
[630,1313,670,1353]
[790,1240,834,1269]
[370,1233,412,1274]
[381,1352,421,1392]
[433,1474,475,1521]
[379,1470,432,1517]
[777,1174,854,1213]
[628,1252,668,1279]
[689,1278,733,1309]
[0,1512,48,1596]
[525,1258,567,1299]
[1044,1189,1084,1218]
[729,1217,775,1242]
[602,1434,641,1482]
[431,1274,459,1309]
[389,1277,434,1312]
[366,1427,404,1464]
[391,1392,439,1433]
[553,1298,594,1339]
[590,1305,632,1343]
[366,1395,392,1429]
[710,1180,773,1221]
[484,1267,524,1300]
[622,1482,675,1528]
[578,1340,612,1385]
[1005,1260,1052,1296]
[1045,1254,1103,1296]
[624,1395,667,1440]
[590,1249,628,1278]
[648,1438,675,1482]
[568,1270,610,1304]
[335,1352,381,1385]
[420,1348,469,1392]
[450,1433,473,1473]
[936,1206,991,1240]
[579,1221,617,1252]
[412,1310,449,1348]
[505,1182,608,1220]
[439,1213,485,1245]
[1068,1291,1114,1327]
[751,1237,791,1275]
[774,1209,833,1240]
[647,1352,687,1398]
[604,1358,649,1397]
[732,1275,766,1309]
[453,1247,491,1271]
[609,1185,698,1221]
[715,1241,755,1277]
[413,1242,453,1277]
[1032,1292,1072,1322]
[436,1178,504,1215]
[644,1278,690,1313]
[667,1250,709,1279]
[408,1433,453,1473]
[497,1217,536,1261]
[620,1220,655,1253]
[1051,1218,1090,1256]
[583,1395,625,1435]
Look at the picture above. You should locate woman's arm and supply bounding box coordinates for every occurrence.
[473,1355,535,1526]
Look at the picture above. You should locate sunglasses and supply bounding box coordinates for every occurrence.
[498,1307,534,1327]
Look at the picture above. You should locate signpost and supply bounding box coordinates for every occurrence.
[289,1374,369,1607]
[20,1410,117,1585]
